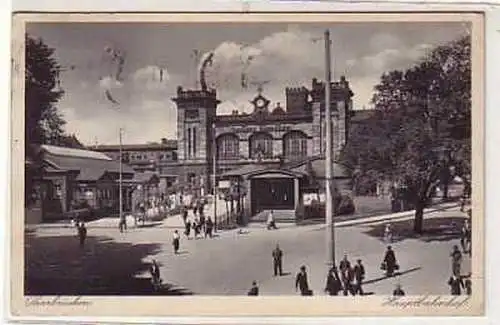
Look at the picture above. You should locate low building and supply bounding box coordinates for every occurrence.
[29,144,136,222]
[91,138,178,196]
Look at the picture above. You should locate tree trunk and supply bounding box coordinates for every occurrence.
[442,182,449,200]
[413,199,425,234]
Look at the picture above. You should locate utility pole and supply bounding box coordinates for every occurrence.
[324,29,336,267]
[212,122,218,232]
[119,127,124,230]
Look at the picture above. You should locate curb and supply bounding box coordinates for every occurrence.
[334,203,460,228]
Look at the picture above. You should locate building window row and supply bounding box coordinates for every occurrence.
[216,131,308,160]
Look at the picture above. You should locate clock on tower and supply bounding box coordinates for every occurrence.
[251,94,270,112]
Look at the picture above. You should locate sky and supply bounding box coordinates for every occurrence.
[26,22,469,146]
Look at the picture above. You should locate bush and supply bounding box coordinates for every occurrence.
[295,194,355,221]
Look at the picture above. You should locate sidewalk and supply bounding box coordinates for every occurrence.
[27,200,463,232]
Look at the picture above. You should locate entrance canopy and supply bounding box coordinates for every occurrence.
[246,169,305,180]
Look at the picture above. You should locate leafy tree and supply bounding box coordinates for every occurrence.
[341,35,471,233]
[25,34,65,206]
[57,133,85,149]
[25,34,66,148]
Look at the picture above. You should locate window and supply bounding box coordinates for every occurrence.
[283,131,308,159]
[193,127,197,157]
[185,109,199,119]
[249,132,273,159]
[187,128,192,158]
[188,173,196,184]
[217,133,240,160]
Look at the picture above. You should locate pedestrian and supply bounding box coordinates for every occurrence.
[200,213,206,234]
[353,259,366,296]
[384,223,393,243]
[295,265,312,296]
[193,218,201,239]
[119,216,127,233]
[182,207,188,225]
[272,244,284,276]
[247,281,259,296]
[149,259,161,291]
[172,230,180,254]
[184,219,192,239]
[339,254,355,296]
[448,273,465,295]
[451,245,463,276]
[205,217,214,238]
[267,210,278,230]
[462,219,471,255]
[77,222,87,248]
[193,203,198,217]
[393,283,405,296]
[382,246,399,277]
[324,266,342,296]
[464,277,472,295]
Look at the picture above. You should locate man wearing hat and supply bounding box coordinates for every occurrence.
[353,259,366,295]
[295,265,311,296]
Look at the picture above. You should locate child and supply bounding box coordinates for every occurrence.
[172,230,180,254]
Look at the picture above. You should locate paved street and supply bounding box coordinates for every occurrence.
[25,205,471,296]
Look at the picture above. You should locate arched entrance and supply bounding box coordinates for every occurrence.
[248,170,302,216]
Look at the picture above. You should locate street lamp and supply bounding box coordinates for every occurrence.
[324,29,336,267]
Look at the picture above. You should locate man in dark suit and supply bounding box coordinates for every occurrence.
[448,273,465,295]
[353,259,365,295]
[272,244,284,276]
[77,222,87,248]
[383,246,398,277]
[339,254,355,296]
[295,265,311,296]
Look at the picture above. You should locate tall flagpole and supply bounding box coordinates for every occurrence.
[212,122,218,232]
[325,29,336,267]
[119,127,124,227]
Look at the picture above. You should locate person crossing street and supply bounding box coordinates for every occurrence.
[272,244,284,276]
[353,259,365,295]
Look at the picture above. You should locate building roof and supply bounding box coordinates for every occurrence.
[221,164,271,177]
[220,157,350,179]
[42,144,113,161]
[91,140,177,151]
[41,145,134,181]
[132,171,160,183]
[289,157,350,179]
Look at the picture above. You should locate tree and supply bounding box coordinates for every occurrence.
[341,35,471,233]
[25,34,65,206]
[57,133,85,149]
[25,34,66,148]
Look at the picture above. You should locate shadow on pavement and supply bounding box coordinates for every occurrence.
[362,217,466,243]
[24,231,193,296]
[363,266,422,285]
[136,222,164,229]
